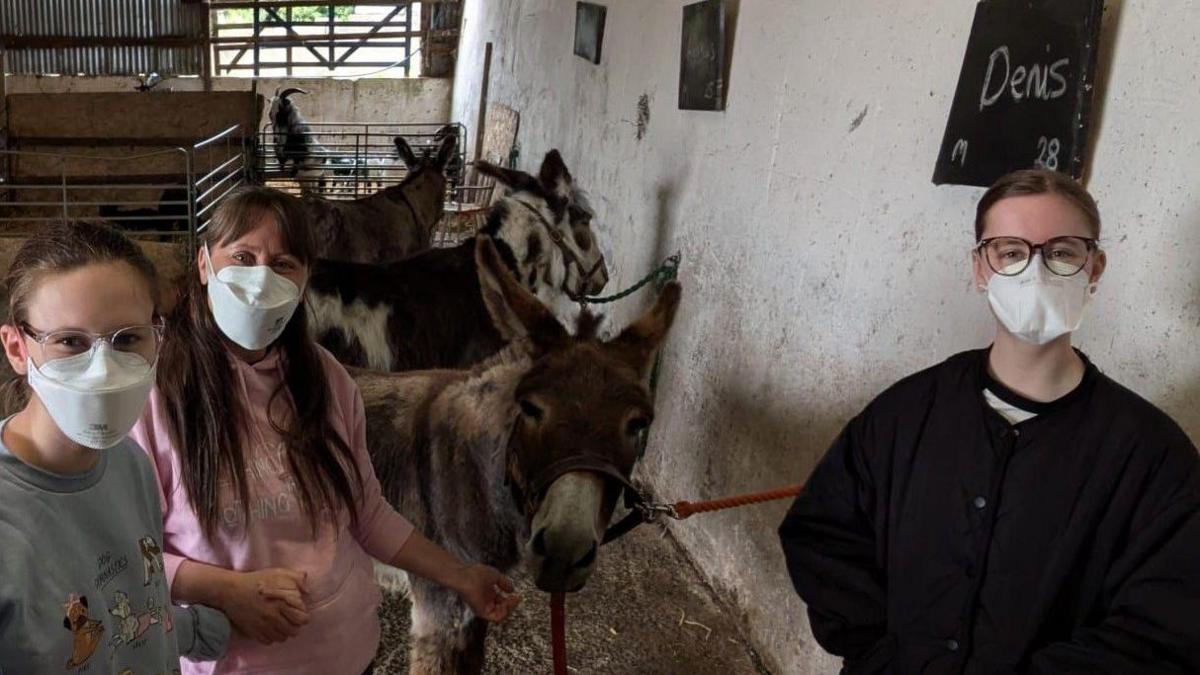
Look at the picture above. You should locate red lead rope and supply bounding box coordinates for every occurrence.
[548,484,804,673]
[551,592,568,675]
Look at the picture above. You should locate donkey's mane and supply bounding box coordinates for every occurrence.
[464,338,534,380]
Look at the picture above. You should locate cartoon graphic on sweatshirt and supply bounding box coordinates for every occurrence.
[62,593,105,669]
[108,590,160,647]
[138,536,164,586]
[147,592,173,634]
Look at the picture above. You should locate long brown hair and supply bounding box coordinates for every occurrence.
[157,186,360,536]
[975,169,1101,241]
[1,220,159,413]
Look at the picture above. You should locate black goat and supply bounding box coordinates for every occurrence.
[268,87,348,193]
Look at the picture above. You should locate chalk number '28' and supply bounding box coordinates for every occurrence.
[1035,136,1061,170]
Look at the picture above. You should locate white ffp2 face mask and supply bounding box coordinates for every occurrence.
[26,343,155,450]
[205,246,302,351]
[986,253,1097,345]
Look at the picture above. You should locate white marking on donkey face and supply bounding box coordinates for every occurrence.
[527,471,607,592]
[494,195,604,330]
[306,293,394,371]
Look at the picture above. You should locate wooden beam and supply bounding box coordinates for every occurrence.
[202,5,214,91]
[216,61,399,71]
[2,174,193,186]
[0,35,205,49]
[1,44,8,188]
[7,93,259,142]
[215,41,415,50]
[12,137,250,148]
[210,0,426,7]
[214,21,420,30]
[210,29,420,45]
[261,5,331,67]
[474,42,492,163]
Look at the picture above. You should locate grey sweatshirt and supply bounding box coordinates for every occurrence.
[0,419,230,673]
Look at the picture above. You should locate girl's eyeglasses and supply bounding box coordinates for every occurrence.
[20,322,164,364]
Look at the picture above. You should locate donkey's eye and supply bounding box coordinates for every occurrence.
[573,229,593,251]
[519,399,544,421]
[626,416,652,437]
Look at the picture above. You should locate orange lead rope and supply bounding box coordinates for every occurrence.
[672,484,803,519]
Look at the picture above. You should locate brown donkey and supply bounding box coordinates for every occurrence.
[301,132,457,264]
[356,236,681,674]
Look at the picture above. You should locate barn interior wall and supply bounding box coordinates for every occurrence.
[4,75,452,129]
[450,1,1200,673]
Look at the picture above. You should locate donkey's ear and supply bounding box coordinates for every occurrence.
[537,149,574,200]
[394,137,419,167]
[434,133,457,170]
[474,161,541,193]
[607,282,682,377]
[475,236,567,350]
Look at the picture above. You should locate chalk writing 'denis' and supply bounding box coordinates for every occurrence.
[979,46,1069,111]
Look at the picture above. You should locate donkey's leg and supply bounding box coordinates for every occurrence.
[454,618,488,675]
[407,579,467,675]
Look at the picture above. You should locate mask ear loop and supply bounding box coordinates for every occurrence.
[202,243,217,284]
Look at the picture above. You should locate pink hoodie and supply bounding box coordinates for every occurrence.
[130,346,414,675]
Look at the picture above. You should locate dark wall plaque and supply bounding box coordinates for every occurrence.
[679,0,725,111]
[933,0,1103,187]
[574,3,607,65]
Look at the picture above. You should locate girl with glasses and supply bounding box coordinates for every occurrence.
[0,221,229,672]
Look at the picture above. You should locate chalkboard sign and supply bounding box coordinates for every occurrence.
[679,0,725,111]
[933,0,1103,187]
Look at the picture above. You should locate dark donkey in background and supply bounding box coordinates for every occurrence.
[356,236,681,674]
[307,149,610,371]
[302,130,457,264]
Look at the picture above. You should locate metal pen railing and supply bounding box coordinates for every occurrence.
[0,125,248,250]
[254,121,467,199]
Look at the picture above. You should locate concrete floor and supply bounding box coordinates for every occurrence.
[373,525,772,674]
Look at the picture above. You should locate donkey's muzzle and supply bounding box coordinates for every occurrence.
[532,529,597,593]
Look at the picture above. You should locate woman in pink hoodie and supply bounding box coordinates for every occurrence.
[131,187,520,674]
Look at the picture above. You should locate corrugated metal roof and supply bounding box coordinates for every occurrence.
[1,0,205,75]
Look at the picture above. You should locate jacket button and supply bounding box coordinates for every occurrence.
[946,639,960,652]
[973,496,987,510]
